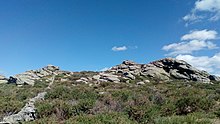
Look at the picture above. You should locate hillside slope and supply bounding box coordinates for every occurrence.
[0,58,220,124]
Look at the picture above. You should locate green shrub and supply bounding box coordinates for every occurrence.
[160,102,176,116]
[36,100,75,120]
[45,86,71,100]
[214,108,220,118]
[112,90,133,102]
[154,114,211,124]
[70,88,98,100]
[175,96,214,115]
[24,115,59,124]
[126,104,161,123]
[65,112,137,124]
[0,83,46,118]
[36,99,96,120]
[72,99,96,115]
[149,93,165,105]
[33,80,49,89]
[0,100,24,117]
[36,101,54,118]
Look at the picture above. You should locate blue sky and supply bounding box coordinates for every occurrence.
[0,0,220,76]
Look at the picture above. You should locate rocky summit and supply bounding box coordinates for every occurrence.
[75,58,220,85]
[3,58,220,86]
[7,65,72,86]
[1,58,220,124]
[106,58,220,83]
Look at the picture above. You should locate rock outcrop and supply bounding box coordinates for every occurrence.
[148,58,219,82]
[4,58,220,86]
[92,73,120,83]
[0,75,8,84]
[76,77,90,84]
[106,58,220,83]
[8,65,60,86]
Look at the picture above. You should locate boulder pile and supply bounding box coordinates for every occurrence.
[8,65,60,86]
[3,58,220,86]
[103,58,220,83]
[92,73,120,83]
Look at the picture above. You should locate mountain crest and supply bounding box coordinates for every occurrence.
[1,58,220,86]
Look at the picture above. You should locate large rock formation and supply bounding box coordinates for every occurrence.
[147,58,216,82]
[8,65,60,86]
[92,73,120,83]
[106,58,220,83]
[4,58,220,86]
[0,75,8,84]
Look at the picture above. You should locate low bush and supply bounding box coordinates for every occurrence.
[175,96,214,115]
[154,114,211,124]
[35,101,54,118]
[0,83,46,118]
[65,112,137,124]
[214,108,220,118]
[0,100,24,117]
[126,104,161,123]
[45,86,71,100]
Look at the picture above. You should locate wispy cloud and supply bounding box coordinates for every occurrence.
[112,46,128,51]
[183,0,220,25]
[162,29,218,56]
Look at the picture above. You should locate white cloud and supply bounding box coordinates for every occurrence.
[183,0,220,24]
[181,29,218,41]
[112,46,127,51]
[176,53,220,75]
[162,29,218,56]
[163,40,217,55]
[195,0,220,12]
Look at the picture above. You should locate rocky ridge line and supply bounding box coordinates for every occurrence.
[9,65,59,86]
[1,65,72,86]
[1,58,220,87]
[81,58,220,84]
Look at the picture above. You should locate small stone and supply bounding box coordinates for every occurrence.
[144,80,150,83]
[93,75,101,80]
[137,81,145,85]
[61,78,68,82]
[99,92,106,95]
